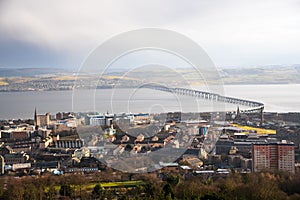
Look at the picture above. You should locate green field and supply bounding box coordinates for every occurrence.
[45,180,145,193]
[100,180,145,188]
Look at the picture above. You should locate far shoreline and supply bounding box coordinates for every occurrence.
[1,83,300,93]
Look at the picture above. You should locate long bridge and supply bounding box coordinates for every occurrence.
[141,83,264,113]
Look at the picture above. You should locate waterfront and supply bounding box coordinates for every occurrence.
[0,84,300,119]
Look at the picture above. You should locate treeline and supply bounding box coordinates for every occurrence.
[0,171,300,200]
[174,171,300,200]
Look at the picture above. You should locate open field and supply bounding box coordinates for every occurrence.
[45,180,145,194]
[0,78,8,86]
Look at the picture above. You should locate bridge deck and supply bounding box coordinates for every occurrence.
[141,84,264,113]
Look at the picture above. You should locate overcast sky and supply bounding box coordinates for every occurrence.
[1,0,300,69]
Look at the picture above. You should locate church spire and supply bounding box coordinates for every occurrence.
[237,106,240,117]
[34,107,37,121]
[234,106,240,121]
[34,107,38,129]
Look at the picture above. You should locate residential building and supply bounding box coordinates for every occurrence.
[55,139,83,149]
[86,115,106,126]
[4,153,29,165]
[11,131,30,140]
[252,140,295,173]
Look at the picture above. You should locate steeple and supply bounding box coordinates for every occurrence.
[34,108,37,123]
[236,106,240,117]
[234,106,240,121]
[34,107,38,129]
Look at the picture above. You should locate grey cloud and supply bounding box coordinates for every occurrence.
[0,0,300,68]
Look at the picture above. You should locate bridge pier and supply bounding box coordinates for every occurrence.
[141,84,264,114]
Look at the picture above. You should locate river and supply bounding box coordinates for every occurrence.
[0,84,299,119]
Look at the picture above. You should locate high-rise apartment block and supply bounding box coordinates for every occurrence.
[34,108,50,128]
[252,141,295,173]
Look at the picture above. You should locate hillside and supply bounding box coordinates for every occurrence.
[0,65,300,91]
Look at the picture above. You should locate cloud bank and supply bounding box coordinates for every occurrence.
[0,0,300,68]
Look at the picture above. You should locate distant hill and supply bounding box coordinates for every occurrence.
[0,68,69,77]
[1,65,300,85]
[220,65,300,84]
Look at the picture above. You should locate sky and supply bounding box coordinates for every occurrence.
[1,0,300,69]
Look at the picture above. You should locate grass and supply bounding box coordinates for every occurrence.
[50,76,78,81]
[0,81,8,86]
[103,75,137,80]
[44,180,145,193]
[100,180,145,188]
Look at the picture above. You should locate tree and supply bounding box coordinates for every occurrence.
[0,178,5,198]
[143,183,155,198]
[162,183,174,199]
[4,180,25,200]
[92,184,105,199]
[59,184,73,197]
[166,175,180,186]
[23,182,39,200]
[201,193,224,200]
[46,185,57,200]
